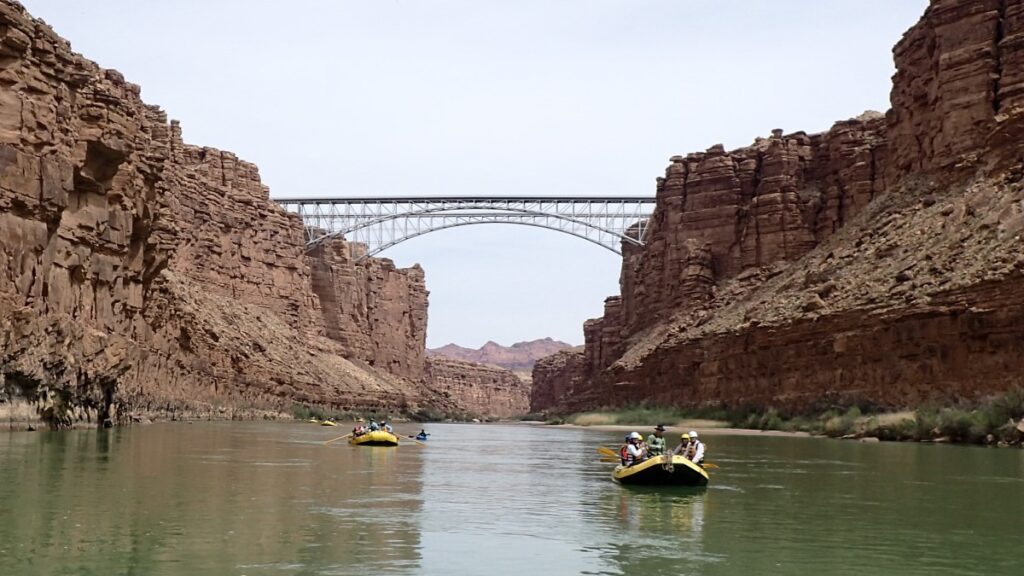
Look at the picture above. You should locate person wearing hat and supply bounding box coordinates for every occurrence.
[672,432,691,457]
[679,430,705,465]
[621,431,648,466]
[646,424,668,456]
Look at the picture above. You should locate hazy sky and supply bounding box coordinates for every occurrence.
[24,0,929,348]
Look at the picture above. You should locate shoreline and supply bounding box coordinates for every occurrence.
[532,421,815,438]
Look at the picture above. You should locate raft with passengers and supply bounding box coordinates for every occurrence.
[605,426,710,487]
[349,420,400,446]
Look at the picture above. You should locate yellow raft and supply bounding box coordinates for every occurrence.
[319,420,338,427]
[613,454,709,487]
[349,430,400,447]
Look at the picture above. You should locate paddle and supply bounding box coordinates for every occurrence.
[323,432,353,445]
[405,436,426,447]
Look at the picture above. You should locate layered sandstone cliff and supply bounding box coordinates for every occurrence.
[309,240,428,382]
[424,357,529,419]
[0,0,447,426]
[533,0,1024,414]
[529,348,586,413]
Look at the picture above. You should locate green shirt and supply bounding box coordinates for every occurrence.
[646,434,666,456]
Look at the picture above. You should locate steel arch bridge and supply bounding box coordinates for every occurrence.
[274,196,656,258]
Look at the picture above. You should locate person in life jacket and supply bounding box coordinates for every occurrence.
[675,430,706,465]
[620,431,648,466]
[646,424,667,456]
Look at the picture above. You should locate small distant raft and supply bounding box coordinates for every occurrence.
[349,430,400,447]
[613,454,709,487]
[319,420,338,427]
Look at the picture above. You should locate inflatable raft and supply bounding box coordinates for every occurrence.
[613,454,709,486]
[349,430,400,447]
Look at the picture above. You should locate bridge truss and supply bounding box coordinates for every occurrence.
[275,196,656,258]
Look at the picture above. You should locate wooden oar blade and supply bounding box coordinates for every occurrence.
[323,432,353,445]
[596,446,619,459]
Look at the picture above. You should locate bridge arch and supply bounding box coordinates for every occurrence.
[275,196,655,259]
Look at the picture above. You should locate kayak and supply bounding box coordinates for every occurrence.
[613,454,709,487]
[415,434,428,441]
[349,430,399,447]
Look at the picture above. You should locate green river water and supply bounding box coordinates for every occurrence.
[1,422,1022,575]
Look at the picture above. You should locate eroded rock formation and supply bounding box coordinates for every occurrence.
[309,239,428,381]
[623,115,888,336]
[424,357,529,419]
[888,0,1024,177]
[0,0,450,426]
[529,348,586,413]
[533,0,1024,415]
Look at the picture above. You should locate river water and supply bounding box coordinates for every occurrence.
[1,422,1021,575]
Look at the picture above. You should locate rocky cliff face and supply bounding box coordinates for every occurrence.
[428,338,572,372]
[533,0,1024,415]
[424,357,529,419]
[529,348,586,413]
[309,239,428,381]
[888,0,1024,177]
[0,0,442,426]
[622,115,888,336]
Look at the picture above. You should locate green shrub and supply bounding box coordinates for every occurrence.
[914,406,939,440]
[978,386,1024,430]
[824,415,855,437]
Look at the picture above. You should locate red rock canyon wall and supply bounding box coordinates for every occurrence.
[0,0,443,425]
[424,357,529,419]
[532,0,1024,414]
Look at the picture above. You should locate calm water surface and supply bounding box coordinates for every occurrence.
[1,422,1022,575]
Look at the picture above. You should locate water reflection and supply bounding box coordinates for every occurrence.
[594,487,720,576]
[0,423,427,576]
[2,423,1023,576]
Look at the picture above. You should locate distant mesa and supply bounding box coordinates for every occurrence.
[427,338,573,372]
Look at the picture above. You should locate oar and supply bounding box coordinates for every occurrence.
[405,436,426,447]
[703,463,719,469]
[323,432,353,445]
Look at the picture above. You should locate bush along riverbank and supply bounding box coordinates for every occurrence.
[290,404,496,424]
[548,387,1024,447]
